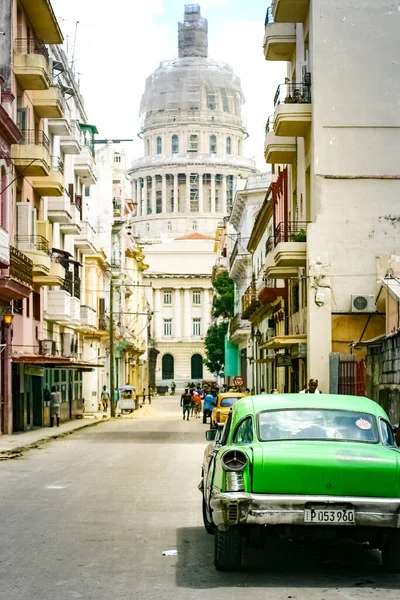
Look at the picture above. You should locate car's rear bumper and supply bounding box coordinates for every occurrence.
[210,492,400,530]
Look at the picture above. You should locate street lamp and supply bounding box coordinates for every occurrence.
[3,310,13,327]
[1,306,13,434]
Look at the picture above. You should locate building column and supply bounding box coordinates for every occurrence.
[162,173,167,214]
[211,174,216,213]
[174,288,182,339]
[173,174,179,213]
[186,174,191,213]
[154,288,162,340]
[198,172,203,213]
[151,175,156,215]
[222,174,227,214]
[136,180,141,216]
[142,176,147,216]
[183,288,191,339]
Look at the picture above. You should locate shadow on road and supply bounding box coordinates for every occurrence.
[175,526,400,590]
[74,431,202,444]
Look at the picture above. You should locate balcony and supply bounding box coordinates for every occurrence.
[46,289,71,322]
[229,313,251,344]
[13,38,51,90]
[60,121,82,155]
[0,246,33,300]
[74,221,96,253]
[15,236,65,286]
[273,82,312,137]
[263,7,296,61]
[70,297,81,325]
[80,305,97,331]
[11,129,51,176]
[264,117,296,164]
[48,105,71,136]
[242,285,261,320]
[265,221,308,279]
[272,0,310,23]
[258,278,286,306]
[229,239,251,279]
[31,156,64,196]
[31,85,65,118]
[18,0,63,44]
[74,146,96,184]
[48,194,80,231]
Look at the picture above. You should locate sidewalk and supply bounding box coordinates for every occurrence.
[0,412,109,458]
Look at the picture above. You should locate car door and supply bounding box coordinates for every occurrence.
[204,412,232,507]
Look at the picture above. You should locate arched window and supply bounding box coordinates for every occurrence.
[226,136,231,154]
[172,135,179,154]
[146,222,150,233]
[191,354,203,380]
[162,354,174,379]
[210,135,217,154]
[192,220,197,231]
[156,136,162,154]
[146,139,150,155]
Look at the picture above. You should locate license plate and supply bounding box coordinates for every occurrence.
[304,507,355,525]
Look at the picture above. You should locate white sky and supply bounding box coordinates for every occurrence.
[51,1,285,171]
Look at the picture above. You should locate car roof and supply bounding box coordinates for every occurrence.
[232,394,389,421]
[218,392,245,399]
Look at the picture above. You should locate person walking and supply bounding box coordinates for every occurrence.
[101,385,110,412]
[142,388,146,405]
[170,381,176,395]
[180,388,192,421]
[203,391,216,425]
[50,386,61,427]
[299,379,321,394]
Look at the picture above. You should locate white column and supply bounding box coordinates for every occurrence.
[154,288,162,340]
[198,172,203,213]
[186,174,191,212]
[173,174,179,213]
[174,288,182,339]
[151,175,156,215]
[142,176,147,216]
[202,288,209,333]
[183,288,191,339]
[136,180,141,216]
[162,173,167,214]
[211,174,216,213]
[222,174,227,214]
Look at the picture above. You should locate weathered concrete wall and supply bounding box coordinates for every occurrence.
[367,333,400,423]
[0,0,12,87]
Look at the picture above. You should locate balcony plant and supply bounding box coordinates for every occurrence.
[290,229,307,242]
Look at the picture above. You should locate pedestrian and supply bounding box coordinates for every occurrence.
[148,388,152,405]
[299,378,321,394]
[193,392,202,418]
[142,387,146,405]
[260,388,266,394]
[270,388,279,394]
[49,385,61,427]
[244,388,251,395]
[101,385,110,412]
[170,381,176,395]
[181,388,192,421]
[203,391,216,424]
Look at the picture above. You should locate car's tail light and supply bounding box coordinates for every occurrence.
[221,450,248,472]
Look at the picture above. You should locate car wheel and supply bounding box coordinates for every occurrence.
[202,495,215,535]
[382,531,400,572]
[214,526,242,571]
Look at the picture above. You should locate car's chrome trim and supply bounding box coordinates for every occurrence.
[210,492,400,529]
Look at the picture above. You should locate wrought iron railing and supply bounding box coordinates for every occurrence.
[0,246,34,287]
[14,38,49,61]
[265,116,274,134]
[73,274,81,299]
[265,236,275,255]
[242,284,260,317]
[73,194,82,216]
[274,221,310,245]
[98,315,109,331]
[19,129,50,152]
[229,313,250,337]
[15,235,49,254]
[229,239,239,268]
[51,156,64,174]
[265,5,274,25]
[274,82,311,107]
[61,266,73,295]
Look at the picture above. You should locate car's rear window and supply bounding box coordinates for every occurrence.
[220,397,241,408]
[258,409,379,443]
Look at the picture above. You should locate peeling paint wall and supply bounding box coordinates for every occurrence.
[0,0,12,87]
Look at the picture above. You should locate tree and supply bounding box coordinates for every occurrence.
[204,322,228,375]
[212,270,234,319]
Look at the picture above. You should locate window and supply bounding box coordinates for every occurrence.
[163,290,172,305]
[162,354,174,379]
[234,417,253,445]
[146,222,150,233]
[192,318,201,336]
[207,89,217,110]
[114,154,121,163]
[221,88,229,112]
[0,167,7,230]
[226,136,231,154]
[188,134,199,153]
[13,299,23,315]
[33,292,40,321]
[381,420,396,447]
[167,221,172,231]
[163,319,172,337]
[192,221,197,231]
[226,174,234,210]
[191,353,203,379]
[210,135,217,154]
[172,135,179,153]
[84,186,90,197]
[192,290,201,304]
[156,136,162,154]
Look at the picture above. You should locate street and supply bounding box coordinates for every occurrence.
[0,396,399,600]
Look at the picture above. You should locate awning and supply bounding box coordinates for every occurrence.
[359,334,386,347]
[261,335,307,350]
[12,355,105,371]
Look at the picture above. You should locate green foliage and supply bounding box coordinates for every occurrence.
[204,322,228,375]
[212,270,234,319]
[290,229,307,242]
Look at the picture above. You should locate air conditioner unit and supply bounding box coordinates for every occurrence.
[351,294,376,313]
[39,339,53,356]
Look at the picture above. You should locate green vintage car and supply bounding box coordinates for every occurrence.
[199,393,400,571]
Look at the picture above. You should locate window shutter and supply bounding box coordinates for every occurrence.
[99,298,105,315]
[16,203,32,250]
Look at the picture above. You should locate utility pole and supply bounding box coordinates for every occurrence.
[109,274,115,417]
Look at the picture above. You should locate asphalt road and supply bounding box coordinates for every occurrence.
[0,396,399,600]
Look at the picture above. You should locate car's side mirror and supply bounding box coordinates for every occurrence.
[206,429,218,442]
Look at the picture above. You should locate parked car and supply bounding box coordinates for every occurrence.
[210,392,245,430]
[200,393,400,572]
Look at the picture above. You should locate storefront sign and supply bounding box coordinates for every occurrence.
[25,365,45,377]
[276,355,292,368]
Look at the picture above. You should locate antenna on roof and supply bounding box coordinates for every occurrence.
[71,21,80,72]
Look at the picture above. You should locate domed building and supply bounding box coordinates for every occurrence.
[129,4,257,389]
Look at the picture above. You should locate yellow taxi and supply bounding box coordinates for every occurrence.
[210,392,245,429]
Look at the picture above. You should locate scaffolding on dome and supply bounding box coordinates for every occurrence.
[178,4,208,58]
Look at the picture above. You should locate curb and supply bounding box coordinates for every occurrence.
[0,416,111,461]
